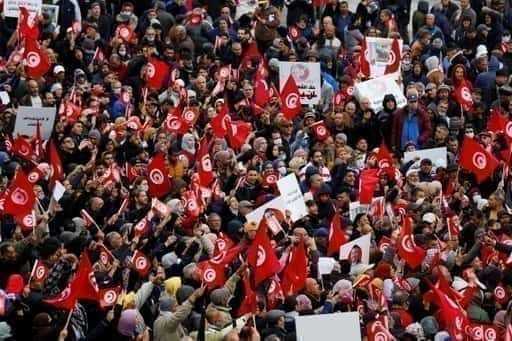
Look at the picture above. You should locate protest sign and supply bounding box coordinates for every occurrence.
[52,181,66,201]
[277,174,307,222]
[404,147,447,168]
[349,201,368,222]
[279,62,321,105]
[318,257,336,276]
[364,37,403,78]
[14,106,56,140]
[245,196,287,225]
[3,0,42,17]
[295,312,361,341]
[354,74,407,112]
[41,4,59,25]
[339,233,372,264]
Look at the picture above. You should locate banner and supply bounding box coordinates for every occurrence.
[354,74,407,112]
[349,201,368,222]
[365,37,403,78]
[403,147,447,168]
[14,106,56,140]
[3,0,42,17]
[339,233,371,264]
[277,174,307,222]
[279,62,321,105]
[245,196,287,225]
[295,312,361,341]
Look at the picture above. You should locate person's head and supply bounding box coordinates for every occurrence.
[106,231,123,249]
[0,243,17,262]
[349,245,362,264]
[305,278,321,297]
[406,89,419,110]
[246,167,259,184]
[208,213,222,231]
[426,14,435,27]
[27,79,39,96]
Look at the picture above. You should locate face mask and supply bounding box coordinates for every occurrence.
[273,138,282,146]
[504,35,511,43]
[278,166,287,176]
[119,49,126,56]
[146,36,155,42]
[465,132,474,138]
[113,88,121,95]
[402,60,412,71]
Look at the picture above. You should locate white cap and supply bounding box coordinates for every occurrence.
[53,65,65,74]
[422,212,437,224]
[476,45,488,59]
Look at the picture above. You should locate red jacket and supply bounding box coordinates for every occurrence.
[390,104,432,151]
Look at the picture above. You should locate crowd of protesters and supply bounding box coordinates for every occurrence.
[3,0,512,340]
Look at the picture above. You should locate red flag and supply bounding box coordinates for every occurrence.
[487,108,508,133]
[43,284,77,310]
[360,38,371,78]
[235,273,257,316]
[261,169,280,189]
[164,111,189,135]
[266,277,285,309]
[131,250,151,277]
[4,170,35,216]
[359,169,380,204]
[254,79,270,108]
[133,216,150,237]
[310,120,330,141]
[33,122,43,161]
[18,7,40,40]
[14,210,36,232]
[328,212,347,256]
[97,243,114,265]
[384,38,400,74]
[378,235,393,254]
[197,138,214,187]
[494,284,509,305]
[182,190,201,218]
[29,259,48,287]
[241,42,262,67]
[74,253,99,301]
[367,319,395,341]
[214,232,235,255]
[145,57,169,89]
[80,209,98,229]
[152,198,171,217]
[48,140,63,186]
[99,286,122,309]
[23,38,51,79]
[11,136,34,161]
[428,281,469,340]
[459,137,499,183]
[211,104,230,138]
[280,75,302,120]
[446,215,461,237]
[453,79,473,111]
[227,121,252,150]
[182,107,200,126]
[115,24,133,42]
[247,218,280,286]
[58,100,82,124]
[397,217,425,269]
[467,323,499,341]
[197,259,225,289]
[376,143,393,169]
[281,242,308,295]
[147,153,171,198]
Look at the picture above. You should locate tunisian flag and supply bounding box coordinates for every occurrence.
[211,104,230,138]
[228,121,252,150]
[145,57,169,89]
[328,211,346,256]
[48,140,63,186]
[280,75,302,120]
[247,218,280,286]
[359,169,379,204]
[24,38,51,79]
[147,153,171,198]
[397,217,425,269]
[254,79,271,109]
[360,38,371,78]
[310,120,330,141]
[74,253,100,301]
[453,79,474,111]
[131,250,151,277]
[197,138,214,187]
[281,242,308,295]
[198,245,241,289]
[19,7,40,40]
[4,171,35,216]
[459,137,498,183]
[235,273,257,316]
[11,136,34,161]
[384,38,400,74]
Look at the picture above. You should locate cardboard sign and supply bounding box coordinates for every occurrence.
[354,74,407,112]
[52,181,66,201]
[295,312,361,341]
[339,233,372,265]
[14,106,56,140]
[279,62,321,105]
[349,201,368,222]
[318,257,337,276]
[3,0,42,17]
[245,196,287,225]
[404,147,447,168]
[277,174,307,222]
[41,4,59,26]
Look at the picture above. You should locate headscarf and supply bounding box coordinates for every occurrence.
[164,277,182,297]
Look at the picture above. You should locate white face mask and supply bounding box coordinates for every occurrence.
[278,166,287,176]
[119,49,127,56]
[465,132,474,138]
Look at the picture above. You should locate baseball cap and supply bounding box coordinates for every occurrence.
[53,65,65,74]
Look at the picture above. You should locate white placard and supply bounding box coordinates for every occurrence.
[52,181,66,201]
[365,37,403,78]
[349,201,368,222]
[277,174,307,222]
[296,312,361,341]
[245,196,286,225]
[279,62,321,105]
[0,91,10,105]
[3,0,42,17]
[13,106,56,140]
[339,233,371,265]
[318,257,336,276]
[354,74,407,112]
[404,147,447,168]
[41,4,59,25]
